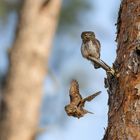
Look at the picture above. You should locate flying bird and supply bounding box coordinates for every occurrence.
[65,80,101,118]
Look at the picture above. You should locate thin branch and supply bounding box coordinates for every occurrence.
[87,56,115,75]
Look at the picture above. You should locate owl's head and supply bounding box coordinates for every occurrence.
[65,104,77,116]
[81,31,95,42]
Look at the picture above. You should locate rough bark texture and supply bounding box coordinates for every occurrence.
[0,0,62,140]
[104,0,140,140]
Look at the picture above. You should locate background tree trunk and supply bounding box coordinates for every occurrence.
[0,0,62,140]
[104,0,140,139]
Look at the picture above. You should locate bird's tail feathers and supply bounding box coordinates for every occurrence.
[85,109,94,114]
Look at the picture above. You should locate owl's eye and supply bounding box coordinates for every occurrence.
[70,106,77,112]
[73,106,77,111]
[86,33,90,35]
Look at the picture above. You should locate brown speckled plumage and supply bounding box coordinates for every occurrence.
[81,31,101,68]
[65,79,101,118]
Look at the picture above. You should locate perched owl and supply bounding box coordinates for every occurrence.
[81,31,101,69]
[65,80,101,118]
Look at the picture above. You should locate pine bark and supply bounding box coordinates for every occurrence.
[104,0,140,139]
[0,0,62,140]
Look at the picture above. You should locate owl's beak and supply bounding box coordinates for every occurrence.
[83,35,90,41]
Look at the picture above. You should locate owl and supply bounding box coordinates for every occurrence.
[65,80,101,118]
[81,31,101,69]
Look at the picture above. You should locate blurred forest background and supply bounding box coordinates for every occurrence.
[0,0,120,140]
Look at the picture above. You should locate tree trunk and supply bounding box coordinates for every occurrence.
[104,0,140,139]
[0,0,62,140]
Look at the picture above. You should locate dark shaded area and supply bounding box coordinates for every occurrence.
[58,0,92,32]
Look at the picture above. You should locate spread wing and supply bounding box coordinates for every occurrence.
[69,80,82,106]
[79,91,101,107]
